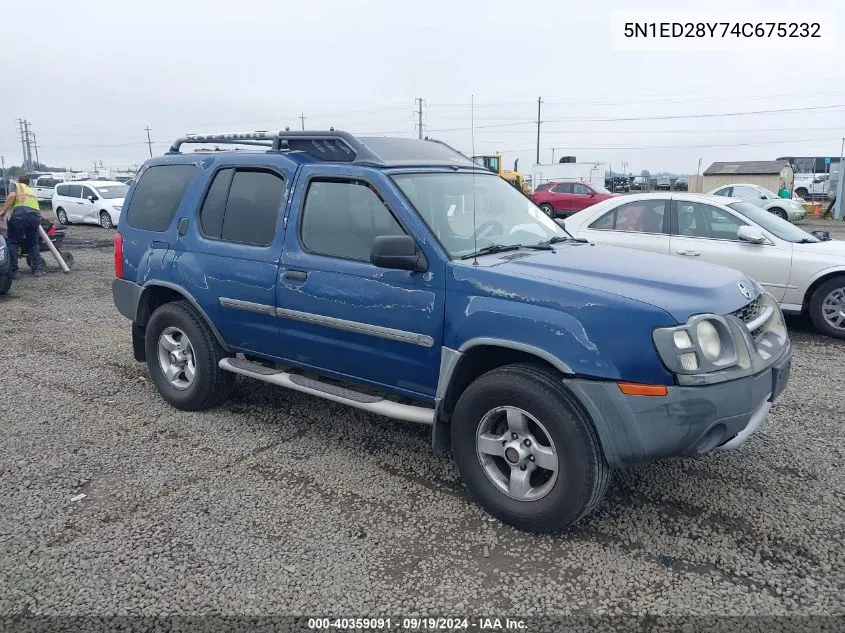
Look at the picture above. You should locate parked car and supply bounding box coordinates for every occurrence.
[655,178,671,191]
[0,233,12,295]
[111,131,791,532]
[793,174,829,200]
[32,175,67,202]
[673,176,689,191]
[52,180,128,228]
[709,183,806,223]
[563,192,845,338]
[529,180,617,218]
[631,176,649,191]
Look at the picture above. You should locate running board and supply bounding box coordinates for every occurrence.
[219,357,434,425]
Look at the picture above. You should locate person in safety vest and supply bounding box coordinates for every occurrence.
[0,175,44,277]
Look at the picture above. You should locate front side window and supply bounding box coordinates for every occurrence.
[393,172,564,259]
[82,186,95,199]
[731,185,762,199]
[572,184,591,195]
[677,202,746,240]
[301,179,406,261]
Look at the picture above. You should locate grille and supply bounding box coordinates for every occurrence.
[732,297,765,337]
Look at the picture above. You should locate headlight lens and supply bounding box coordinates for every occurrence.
[696,320,721,361]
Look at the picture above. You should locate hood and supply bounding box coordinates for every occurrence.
[107,198,126,208]
[489,243,757,322]
[792,239,845,258]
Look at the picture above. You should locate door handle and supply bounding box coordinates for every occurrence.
[283,270,308,282]
[675,249,701,257]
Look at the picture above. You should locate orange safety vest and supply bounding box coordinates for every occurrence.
[12,182,40,211]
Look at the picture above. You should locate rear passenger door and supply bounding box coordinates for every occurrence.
[172,163,292,358]
[549,183,573,212]
[277,165,444,400]
[581,199,671,254]
[64,184,85,221]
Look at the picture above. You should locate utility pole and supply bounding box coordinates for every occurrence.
[23,120,33,173]
[30,132,40,169]
[834,137,844,221]
[17,119,28,171]
[535,97,543,165]
[299,114,306,131]
[415,97,424,139]
[144,126,153,157]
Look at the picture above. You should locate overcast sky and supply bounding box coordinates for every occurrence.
[2,0,843,175]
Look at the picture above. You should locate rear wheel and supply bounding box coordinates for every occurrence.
[770,207,788,220]
[809,276,845,339]
[0,273,11,295]
[539,203,555,219]
[795,187,809,199]
[451,363,610,532]
[56,208,69,225]
[99,211,114,229]
[144,301,235,409]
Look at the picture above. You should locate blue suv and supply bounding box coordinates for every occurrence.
[112,131,791,532]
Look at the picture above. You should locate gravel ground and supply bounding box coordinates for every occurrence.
[0,217,843,621]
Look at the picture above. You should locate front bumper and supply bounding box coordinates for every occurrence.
[788,208,806,222]
[565,342,791,469]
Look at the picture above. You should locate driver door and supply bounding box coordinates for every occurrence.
[670,200,792,300]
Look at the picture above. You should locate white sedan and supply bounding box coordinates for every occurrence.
[563,193,845,338]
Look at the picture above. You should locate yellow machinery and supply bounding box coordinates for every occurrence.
[472,154,532,195]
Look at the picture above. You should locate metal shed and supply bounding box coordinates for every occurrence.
[688,160,794,194]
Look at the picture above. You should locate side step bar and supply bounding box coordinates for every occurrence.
[219,357,434,425]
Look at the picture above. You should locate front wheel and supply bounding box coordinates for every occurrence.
[770,207,788,220]
[144,301,235,410]
[56,208,69,225]
[795,188,809,199]
[539,203,555,219]
[0,273,11,295]
[99,211,114,229]
[809,277,845,339]
[451,364,610,532]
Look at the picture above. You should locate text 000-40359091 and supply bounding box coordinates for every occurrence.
[610,10,836,52]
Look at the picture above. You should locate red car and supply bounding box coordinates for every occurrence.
[530,181,617,218]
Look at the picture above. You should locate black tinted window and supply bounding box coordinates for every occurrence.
[552,183,573,194]
[199,168,233,238]
[125,165,196,232]
[220,171,283,246]
[56,184,70,196]
[82,186,94,199]
[301,180,405,261]
[67,184,82,198]
[590,201,666,233]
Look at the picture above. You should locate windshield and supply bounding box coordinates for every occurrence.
[392,172,566,258]
[96,185,129,199]
[728,201,819,243]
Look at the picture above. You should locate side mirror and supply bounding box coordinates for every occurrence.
[589,191,597,197]
[760,194,768,199]
[87,195,98,202]
[737,225,766,244]
[370,235,427,272]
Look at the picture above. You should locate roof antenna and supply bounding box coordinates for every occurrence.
[471,93,478,266]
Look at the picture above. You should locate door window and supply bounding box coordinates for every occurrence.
[81,186,95,200]
[589,201,666,233]
[66,184,83,198]
[198,169,283,246]
[551,183,573,194]
[713,187,732,197]
[731,185,761,199]
[676,202,746,240]
[300,179,406,261]
[572,184,591,195]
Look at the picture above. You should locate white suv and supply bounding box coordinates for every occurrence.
[33,175,66,202]
[52,180,128,229]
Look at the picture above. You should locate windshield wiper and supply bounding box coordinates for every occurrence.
[537,235,588,246]
[460,243,522,259]
[796,238,818,244]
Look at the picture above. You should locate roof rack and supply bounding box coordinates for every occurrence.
[167,130,385,165]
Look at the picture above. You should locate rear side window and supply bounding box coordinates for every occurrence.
[56,184,70,196]
[199,168,233,238]
[67,184,82,198]
[125,165,197,232]
[221,171,283,245]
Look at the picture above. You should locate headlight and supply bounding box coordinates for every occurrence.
[696,320,721,361]
[112,205,122,211]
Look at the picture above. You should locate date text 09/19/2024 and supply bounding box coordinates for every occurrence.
[307,617,527,630]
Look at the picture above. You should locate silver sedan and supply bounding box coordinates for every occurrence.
[563,193,845,338]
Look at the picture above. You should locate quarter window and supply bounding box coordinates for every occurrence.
[301,179,406,261]
[125,165,197,232]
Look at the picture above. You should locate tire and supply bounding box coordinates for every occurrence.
[539,203,555,219]
[0,273,11,295]
[99,211,114,229]
[451,363,610,532]
[144,301,235,410]
[795,188,808,199]
[769,207,788,221]
[25,254,47,269]
[56,208,69,225]
[62,251,74,268]
[808,276,845,339]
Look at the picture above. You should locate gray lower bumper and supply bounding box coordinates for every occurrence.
[113,278,142,321]
[566,344,791,469]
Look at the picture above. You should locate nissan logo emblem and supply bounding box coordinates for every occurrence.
[737,281,753,300]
